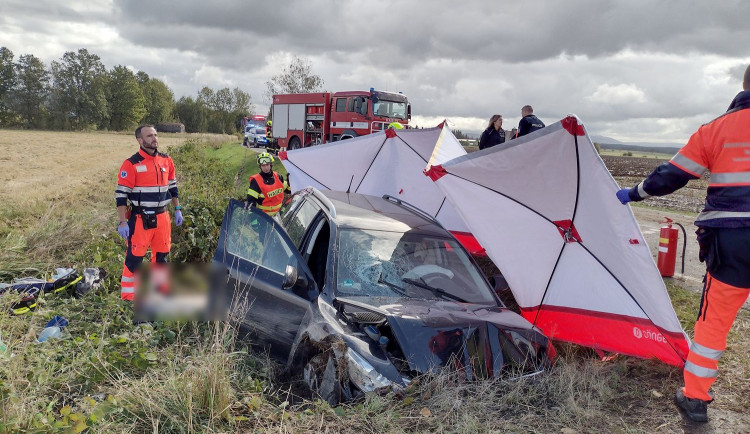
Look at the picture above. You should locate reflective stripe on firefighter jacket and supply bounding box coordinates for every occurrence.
[627,90,750,228]
[116,148,178,211]
[248,172,287,215]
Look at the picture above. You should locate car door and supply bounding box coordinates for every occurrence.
[213,198,317,358]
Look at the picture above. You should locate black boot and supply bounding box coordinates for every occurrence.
[674,389,708,422]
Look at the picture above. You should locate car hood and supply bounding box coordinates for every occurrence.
[367,298,550,378]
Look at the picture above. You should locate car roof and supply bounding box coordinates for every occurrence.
[315,190,449,236]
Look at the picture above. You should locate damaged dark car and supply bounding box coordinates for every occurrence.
[213,188,555,404]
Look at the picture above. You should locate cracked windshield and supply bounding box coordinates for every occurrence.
[336,229,495,303]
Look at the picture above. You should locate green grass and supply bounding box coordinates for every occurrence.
[2,137,748,432]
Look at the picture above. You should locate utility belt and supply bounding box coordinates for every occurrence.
[130,206,167,215]
[131,206,167,230]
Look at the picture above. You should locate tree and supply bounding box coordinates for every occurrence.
[9,54,50,128]
[50,48,108,129]
[106,65,146,131]
[0,47,16,125]
[264,56,324,101]
[452,129,470,140]
[196,86,252,133]
[175,96,207,133]
[141,77,175,125]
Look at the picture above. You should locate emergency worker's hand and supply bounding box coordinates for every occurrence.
[174,210,184,226]
[616,188,632,204]
[117,222,129,239]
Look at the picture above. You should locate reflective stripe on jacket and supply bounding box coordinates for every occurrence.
[630,91,750,228]
[248,172,286,215]
[116,148,177,211]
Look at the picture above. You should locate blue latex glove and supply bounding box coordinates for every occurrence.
[174,210,184,226]
[117,222,129,239]
[616,188,632,204]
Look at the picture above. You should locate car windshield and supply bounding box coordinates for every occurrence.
[372,100,407,120]
[335,229,496,304]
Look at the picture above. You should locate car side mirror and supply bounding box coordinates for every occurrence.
[283,264,310,290]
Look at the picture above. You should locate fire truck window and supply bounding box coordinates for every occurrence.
[348,98,355,112]
[336,98,347,112]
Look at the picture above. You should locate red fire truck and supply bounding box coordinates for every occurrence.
[270,88,410,150]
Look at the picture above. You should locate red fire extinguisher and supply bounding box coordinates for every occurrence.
[656,217,686,277]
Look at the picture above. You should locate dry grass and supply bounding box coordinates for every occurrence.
[0,129,233,280]
[1,132,748,433]
[0,129,232,206]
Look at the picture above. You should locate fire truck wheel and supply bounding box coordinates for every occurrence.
[289,137,301,150]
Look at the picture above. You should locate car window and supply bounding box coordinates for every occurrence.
[285,198,322,249]
[336,229,495,304]
[225,206,295,276]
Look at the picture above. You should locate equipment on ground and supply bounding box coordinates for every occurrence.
[657,217,687,277]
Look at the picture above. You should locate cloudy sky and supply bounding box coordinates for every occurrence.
[1,0,748,143]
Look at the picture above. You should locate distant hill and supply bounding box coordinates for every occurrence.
[590,135,624,145]
[599,143,680,155]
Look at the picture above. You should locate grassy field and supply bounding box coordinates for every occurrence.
[0,131,748,432]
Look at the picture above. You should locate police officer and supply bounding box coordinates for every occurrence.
[247,152,290,217]
[115,125,183,301]
[478,114,505,150]
[516,105,545,138]
[616,64,750,423]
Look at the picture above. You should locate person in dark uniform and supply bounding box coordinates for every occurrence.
[516,105,545,138]
[478,114,505,150]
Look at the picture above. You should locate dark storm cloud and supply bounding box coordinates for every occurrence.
[2,0,748,142]
[112,0,749,69]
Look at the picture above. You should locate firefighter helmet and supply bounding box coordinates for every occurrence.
[388,122,404,130]
[257,152,274,166]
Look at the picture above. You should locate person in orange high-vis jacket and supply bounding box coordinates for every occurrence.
[247,152,290,217]
[115,125,183,301]
[616,64,750,423]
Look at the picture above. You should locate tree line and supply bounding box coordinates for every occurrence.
[0,47,256,134]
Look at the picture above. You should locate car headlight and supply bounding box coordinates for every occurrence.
[345,348,392,392]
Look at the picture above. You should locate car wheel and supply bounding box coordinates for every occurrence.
[253,138,258,148]
[289,136,301,150]
[303,352,346,405]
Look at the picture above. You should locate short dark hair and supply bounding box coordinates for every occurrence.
[522,105,533,114]
[135,124,155,139]
[744,64,750,91]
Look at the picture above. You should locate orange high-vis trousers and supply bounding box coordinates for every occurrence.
[121,213,171,300]
[682,272,749,401]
